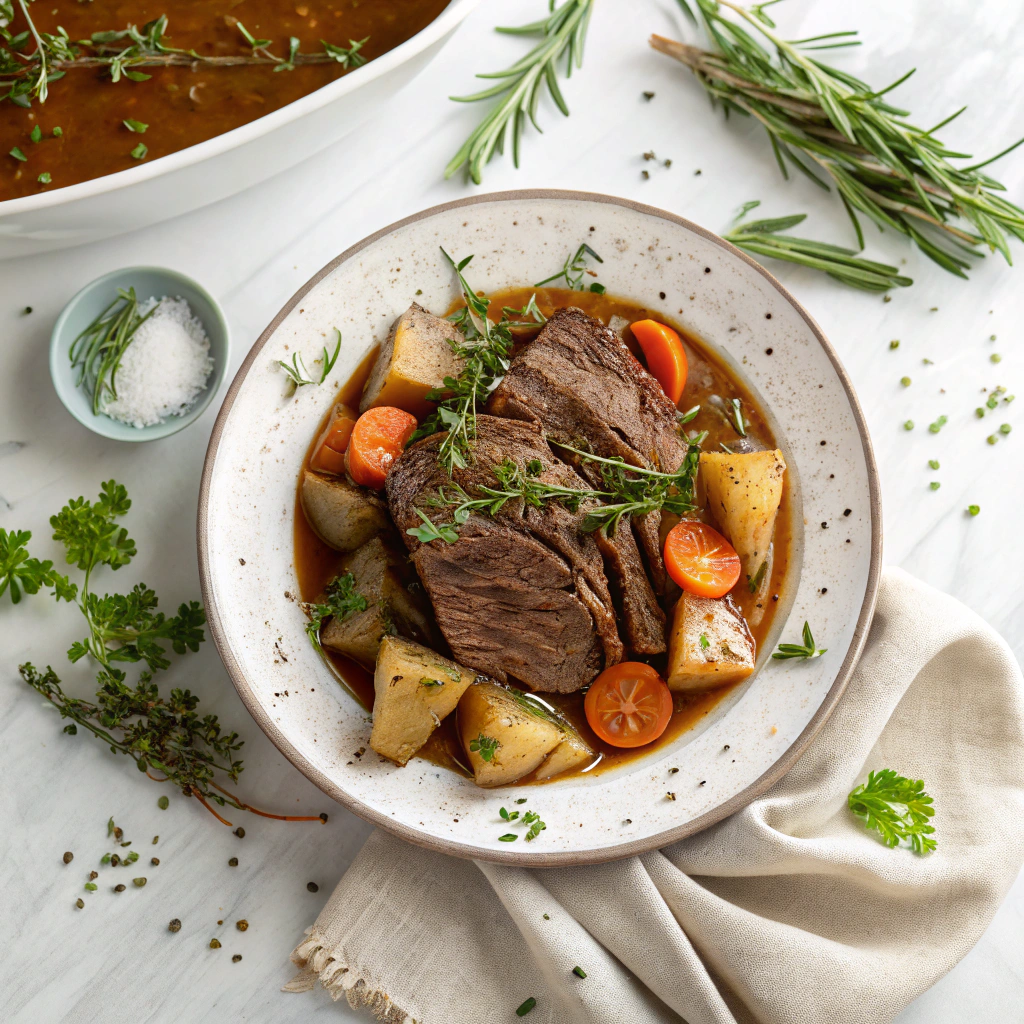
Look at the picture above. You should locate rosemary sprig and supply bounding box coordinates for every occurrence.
[69,288,159,416]
[6,480,324,826]
[654,0,1024,278]
[725,201,914,292]
[535,242,605,292]
[0,7,367,107]
[772,620,827,660]
[445,0,595,184]
[278,330,342,390]
[409,436,705,544]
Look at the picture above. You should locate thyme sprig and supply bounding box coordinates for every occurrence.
[7,480,324,827]
[535,242,605,292]
[409,435,705,545]
[300,572,367,654]
[0,6,367,107]
[411,250,545,474]
[772,620,827,660]
[724,201,914,292]
[653,0,1024,278]
[446,0,595,184]
[848,769,936,854]
[278,329,342,390]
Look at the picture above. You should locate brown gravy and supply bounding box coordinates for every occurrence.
[294,288,791,782]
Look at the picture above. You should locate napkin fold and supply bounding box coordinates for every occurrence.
[287,569,1024,1024]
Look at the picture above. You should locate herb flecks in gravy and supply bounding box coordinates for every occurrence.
[1,0,448,200]
[295,287,792,786]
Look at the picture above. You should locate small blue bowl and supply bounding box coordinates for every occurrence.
[50,266,231,442]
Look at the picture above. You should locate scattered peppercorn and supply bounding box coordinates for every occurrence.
[63,851,74,864]
[133,877,147,887]
[234,827,246,838]
[236,920,249,932]
[666,792,676,801]
[228,857,239,867]
[307,882,319,893]
[232,954,242,963]
[89,871,98,880]
[151,858,159,866]
[900,376,911,387]
[903,420,914,431]
[110,854,120,867]
[642,91,655,101]
[152,836,159,845]
[991,353,1002,363]
[157,796,169,810]
[1000,423,1012,435]
[967,505,981,516]
[114,884,126,892]
[209,938,221,949]
[543,913,550,920]
[168,919,181,932]
[75,898,85,909]
[889,340,900,350]
[319,814,328,823]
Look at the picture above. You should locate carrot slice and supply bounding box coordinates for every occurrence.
[663,520,741,598]
[345,406,418,489]
[584,662,673,748]
[310,403,357,475]
[631,319,688,404]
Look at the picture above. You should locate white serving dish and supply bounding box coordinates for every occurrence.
[198,190,882,865]
[0,0,480,259]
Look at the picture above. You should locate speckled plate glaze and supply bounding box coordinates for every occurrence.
[198,190,881,866]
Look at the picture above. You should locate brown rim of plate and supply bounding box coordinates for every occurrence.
[197,188,883,867]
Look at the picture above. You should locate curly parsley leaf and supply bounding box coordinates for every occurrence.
[848,769,936,854]
[0,528,75,604]
[50,480,135,573]
[301,572,368,651]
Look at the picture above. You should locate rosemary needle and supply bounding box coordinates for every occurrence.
[446,0,595,183]
[653,0,1024,278]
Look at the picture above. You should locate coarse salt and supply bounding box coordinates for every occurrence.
[102,296,214,428]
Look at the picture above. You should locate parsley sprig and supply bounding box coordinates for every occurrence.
[772,621,827,660]
[300,572,368,654]
[7,480,324,827]
[848,769,936,854]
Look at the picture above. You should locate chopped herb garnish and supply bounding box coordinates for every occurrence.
[301,571,367,654]
[848,769,936,854]
[928,416,948,434]
[677,404,701,425]
[157,795,169,810]
[927,459,939,470]
[1000,423,1012,435]
[130,142,148,160]
[572,966,587,979]
[469,734,499,762]
[516,997,537,1017]
[903,420,914,431]
[499,807,519,821]
[523,810,546,841]
[10,146,26,162]
[52,126,62,137]
[123,119,149,133]
[498,833,518,842]
[900,376,911,387]
[991,353,1002,363]
[929,481,940,491]
[37,171,50,183]
[277,329,342,389]
[420,677,444,689]
[84,882,97,892]
[747,558,768,594]
[729,397,747,437]
[515,797,528,804]
[889,340,900,350]
[967,505,980,516]
[29,124,41,143]
[772,621,826,660]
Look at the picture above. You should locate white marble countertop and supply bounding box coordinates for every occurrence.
[2,1,1022,1020]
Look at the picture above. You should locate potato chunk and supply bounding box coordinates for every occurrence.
[370,637,473,765]
[700,449,786,581]
[667,592,755,692]
[534,728,594,781]
[300,470,389,552]
[320,536,438,669]
[359,303,464,419]
[457,681,563,787]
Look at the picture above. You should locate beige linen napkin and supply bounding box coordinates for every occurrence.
[287,569,1024,1024]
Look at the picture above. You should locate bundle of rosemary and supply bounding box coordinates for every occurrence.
[653,0,1024,279]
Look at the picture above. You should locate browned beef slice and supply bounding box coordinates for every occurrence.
[488,306,683,646]
[593,525,666,656]
[387,416,623,692]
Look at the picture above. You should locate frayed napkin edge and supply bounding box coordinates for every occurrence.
[285,927,417,1024]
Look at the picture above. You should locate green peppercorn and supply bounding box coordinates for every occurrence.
[900,376,911,387]
[903,420,914,431]
[209,938,221,949]
[132,877,147,887]
[967,505,981,516]
[75,898,85,909]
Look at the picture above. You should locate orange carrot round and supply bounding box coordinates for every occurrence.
[631,319,688,404]
[345,406,418,489]
[663,520,740,598]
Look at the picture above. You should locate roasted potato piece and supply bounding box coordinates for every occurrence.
[699,449,786,581]
[534,727,594,781]
[667,592,755,692]
[320,536,438,669]
[360,303,464,419]
[457,681,563,788]
[300,470,389,553]
[370,637,473,765]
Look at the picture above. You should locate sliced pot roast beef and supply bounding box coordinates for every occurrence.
[387,416,624,693]
[488,306,690,650]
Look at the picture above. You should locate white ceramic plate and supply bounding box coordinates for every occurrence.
[198,190,881,865]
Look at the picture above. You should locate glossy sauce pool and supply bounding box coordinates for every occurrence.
[1,0,448,201]
[294,288,792,783]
